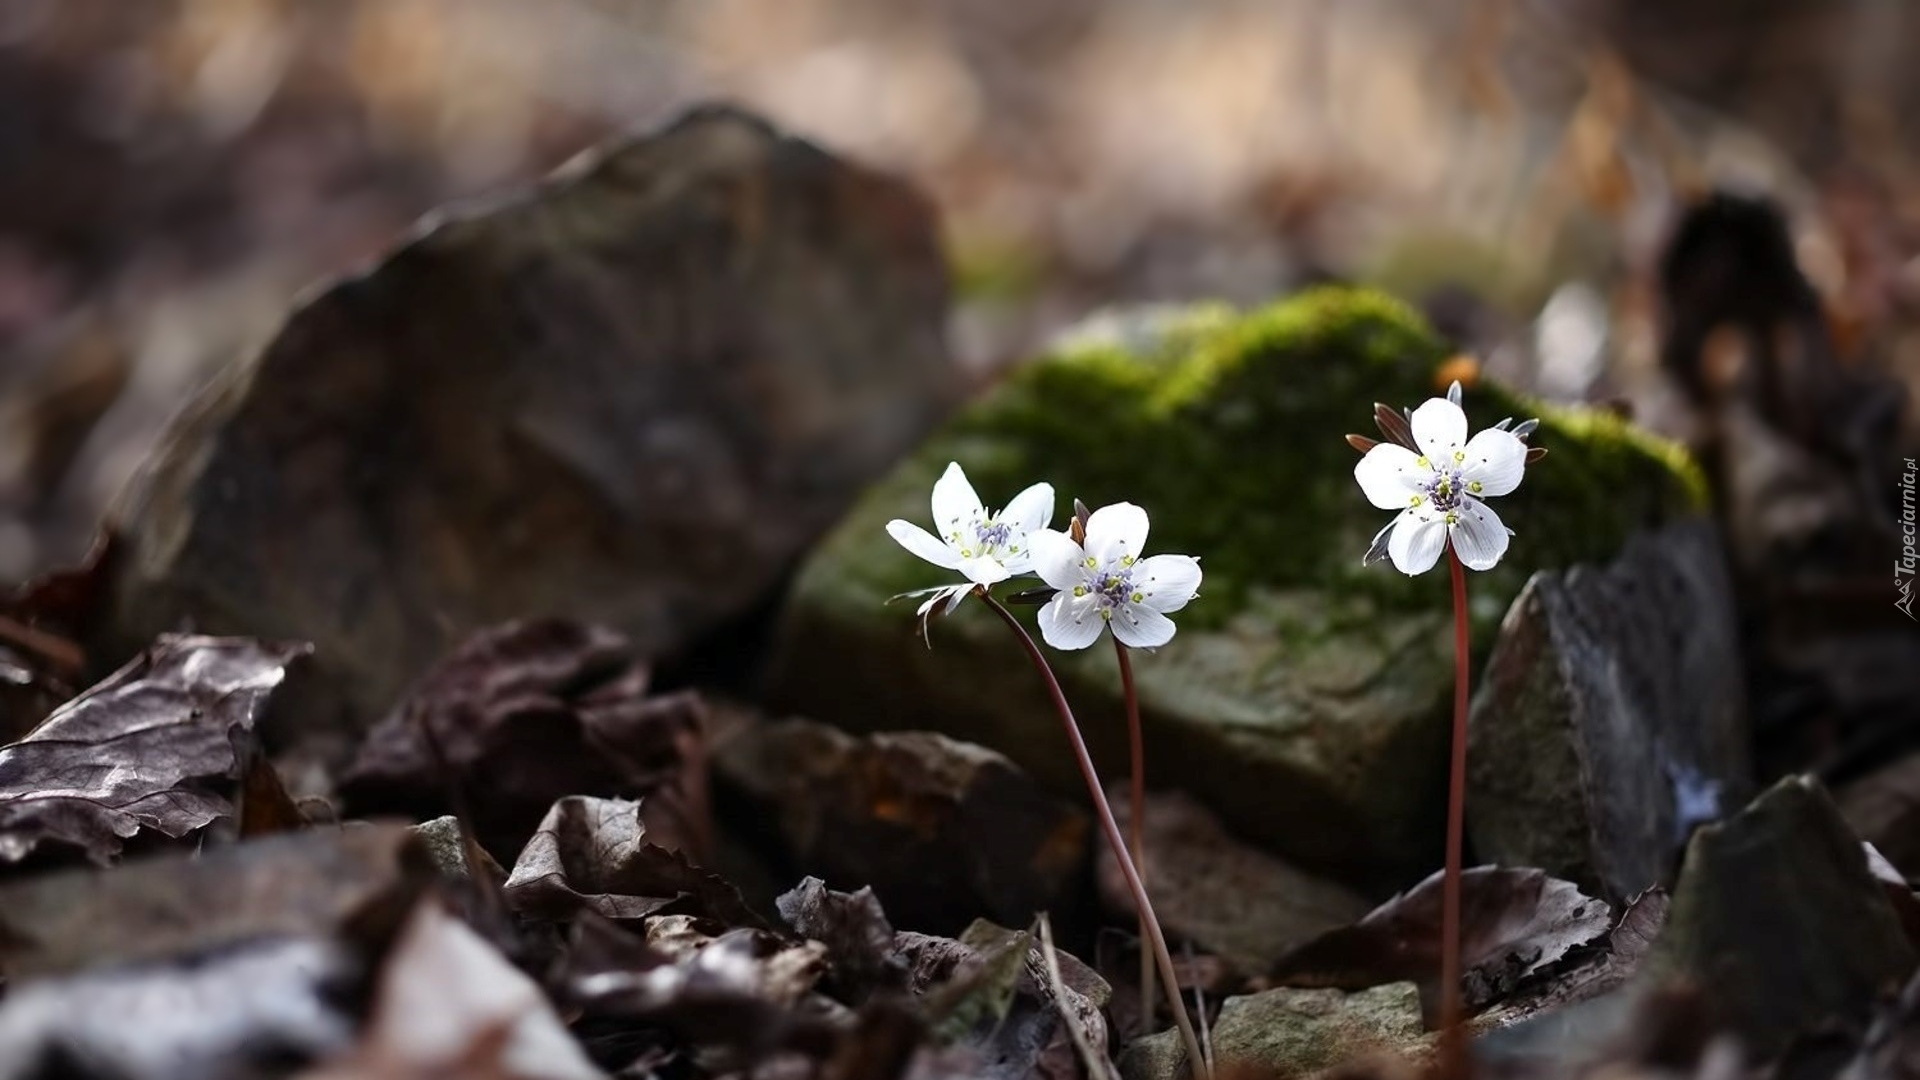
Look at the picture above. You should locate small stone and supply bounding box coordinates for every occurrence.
[1118,982,1428,1080]
[411,815,504,883]
[1468,519,1750,903]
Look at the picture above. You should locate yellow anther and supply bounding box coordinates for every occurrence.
[1416,456,1430,468]
[1453,450,1466,463]
[1073,585,1087,597]
[1468,481,1483,493]
[1409,494,1424,506]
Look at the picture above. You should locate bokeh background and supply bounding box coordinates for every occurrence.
[3,0,1919,584]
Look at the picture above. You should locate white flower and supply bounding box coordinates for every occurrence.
[1027,503,1202,650]
[886,462,1055,586]
[1353,389,1527,574]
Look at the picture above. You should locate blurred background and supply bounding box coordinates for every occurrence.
[1,0,1918,586]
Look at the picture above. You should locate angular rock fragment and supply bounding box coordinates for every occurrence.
[1644,776,1915,1061]
[713,715,1088,934]
[104,105,961,740]
[1468,520,1749,903]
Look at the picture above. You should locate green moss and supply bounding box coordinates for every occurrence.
[830,286,1700,643]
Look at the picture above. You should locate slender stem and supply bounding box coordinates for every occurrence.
[1115,636,1156,1030]
[982,594,1212,1080]
[1440,547,1471,1076]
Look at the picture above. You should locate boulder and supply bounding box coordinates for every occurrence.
[1467,520,1750,902]
[103,105,959,740]
[767,289,1704,883]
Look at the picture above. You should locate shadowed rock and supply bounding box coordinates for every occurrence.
[103,105,959,742]
[1468,520,1750,902]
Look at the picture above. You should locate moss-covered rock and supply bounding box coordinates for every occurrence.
[766,287,1704,884]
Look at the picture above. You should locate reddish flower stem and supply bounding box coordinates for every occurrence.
[982,594,1211,1080]
[1114,637,1155,1027]
[1440,546,1471,1077]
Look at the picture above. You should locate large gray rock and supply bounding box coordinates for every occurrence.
[1468,520,1750,903]
[103,105,959,739]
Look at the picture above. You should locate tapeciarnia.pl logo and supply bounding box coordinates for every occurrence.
[1900,457,1917,620]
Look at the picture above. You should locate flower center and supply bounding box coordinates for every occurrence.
[1424,466,1464,513]
[975,518,1012,551]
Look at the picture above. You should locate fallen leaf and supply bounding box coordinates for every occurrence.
[553,909,836,1068]
[1270,866,1614,1018]
[0,635,310,868]
[0,936,360,1080]
[503,795,761,930]
[776,877,909,1005]
[1865,844,1920,954]
[0,822,432,979]
[338,619,703,861]
[303,899,607,1080]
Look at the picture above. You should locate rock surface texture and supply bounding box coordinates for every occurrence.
[103,105,960,739]
[769,289,1704,883]
[1644,776,1915,1061]
[1468,520,1750,902]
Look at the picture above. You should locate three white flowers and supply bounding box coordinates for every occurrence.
[1352,383,1532,575]
[886,463,1203,650]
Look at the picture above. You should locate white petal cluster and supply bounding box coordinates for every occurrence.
[1027,503,1201,650]
[883,464,1201,650]
[887,463,1053,587]
[1353,393,1527,575]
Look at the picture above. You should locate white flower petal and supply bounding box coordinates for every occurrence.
[1027,529,1087,592]
[958,554,1011,586]
[930,463,983,540]
[1112,603,1176,649]
[1085,502,1149,567]
[1038,593,1106,650]
[1353,444,1428,510]
[1387,508,1448,575]
[998,481,1055,537]
[1409,398,1467,459]
[1458,429,1527,498]
[1132,554,1201,613]
[1449,496,1510,570]
[886,520,962,569]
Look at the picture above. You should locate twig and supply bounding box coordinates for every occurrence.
[1037,914,1119,1080]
